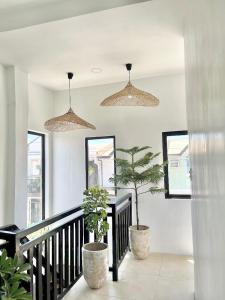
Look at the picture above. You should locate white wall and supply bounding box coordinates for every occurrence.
[28,81,54,133]
[52,73,193,255]
[0,65,7,226]
[5,67,29,228]
[185,0,225,299]
[28,81,54,217]
[0,71,54,227]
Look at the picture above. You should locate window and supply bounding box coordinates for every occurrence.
[162,131,191,199]
[27,131,45,225]
[85,136,116,195]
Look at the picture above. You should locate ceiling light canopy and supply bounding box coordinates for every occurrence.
[44,73,96,132]
[100,64,159,107]
[91,67,102,74]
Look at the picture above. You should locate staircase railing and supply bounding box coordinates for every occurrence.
[0,193,132,300]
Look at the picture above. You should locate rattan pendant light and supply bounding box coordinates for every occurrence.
[101,64,159,107]
[44,73,96,132]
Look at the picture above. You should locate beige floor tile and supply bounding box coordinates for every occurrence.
[159,254,194,280]
[65,292,126,300]
[119,252,163,276]
[63,253,194,300]
[95,274,157,300]
[154,278,194,300]
[64,273,157,300]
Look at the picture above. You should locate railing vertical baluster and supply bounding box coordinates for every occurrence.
[123,209,126,253]
[124,210,126,253]
[129,195,132,227]
[28,247,34,296]
[123,210,126,253]
[122,211,125,254]
[52,235,57,300]
[83,215,90,244]
[112,204,118,281]
[126,206,129,249]
[127,205,130,239]
[75,219,79,277]
[44,238,51,300]
[129,197,132,251]
[119,214,122,260]
[128,205,131,252]
[121,212,123,257]
[121,211,125,256]
[58,229,63,293]
[62,228,65,287]
[117,214,120,261]
[70,222,75,282]
[65,226,69,286]
[79,217,84,272]
[104,216,108,244]
[120,212,123,256]
[7,233,20,258]
[36,243,43,300]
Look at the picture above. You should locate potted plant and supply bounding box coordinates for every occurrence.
[110,146,165,260]
[81,186,109,289]
[0,249,31,299]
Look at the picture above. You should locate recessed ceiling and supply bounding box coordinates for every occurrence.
[0,0,186,90]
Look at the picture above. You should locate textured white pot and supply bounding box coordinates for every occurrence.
[82,242,108,289]
[129,225,150,259]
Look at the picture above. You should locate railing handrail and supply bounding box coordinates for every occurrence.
[109,193,132,207]
[16,205,82,239]
[0,193,132,240]
[19,216,82,253]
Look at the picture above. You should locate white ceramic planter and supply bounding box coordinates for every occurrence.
[129,225,150,259]
[82,242,108,289]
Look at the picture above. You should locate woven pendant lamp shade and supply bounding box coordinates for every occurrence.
[100,64,159,107]
[44,108,96,132]
[44,73,96,132]
[101,82,159,106]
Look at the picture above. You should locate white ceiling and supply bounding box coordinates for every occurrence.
[0,0,149,31]
[0,0,40,9]
[0,0,186,90]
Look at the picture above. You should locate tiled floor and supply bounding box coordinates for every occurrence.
[64,252,194,300]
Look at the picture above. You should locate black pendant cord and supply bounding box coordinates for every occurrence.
[69,77,71,109]
[126,63,132,83]
[67,72,74,109]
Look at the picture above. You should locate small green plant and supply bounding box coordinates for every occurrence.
[110,146,165,230]
[0,249,31,300]
[82,186,109,243]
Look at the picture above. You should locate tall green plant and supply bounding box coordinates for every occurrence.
[82,186,109,243]
[110,146,165,230]
[0,249,31,300]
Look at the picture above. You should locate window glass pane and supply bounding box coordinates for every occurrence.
[86,137,115,195]
[27,133,44,225]
[167,134,191,195]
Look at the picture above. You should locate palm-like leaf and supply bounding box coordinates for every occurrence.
[149,187,166,193]
[116,146,151,155]
[133,152,160,168]
[112,146,166,229]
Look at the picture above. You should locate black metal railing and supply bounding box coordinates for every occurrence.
[108,194,132,281]
[0,193,132,300]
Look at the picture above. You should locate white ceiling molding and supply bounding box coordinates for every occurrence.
[0,0,150,32]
